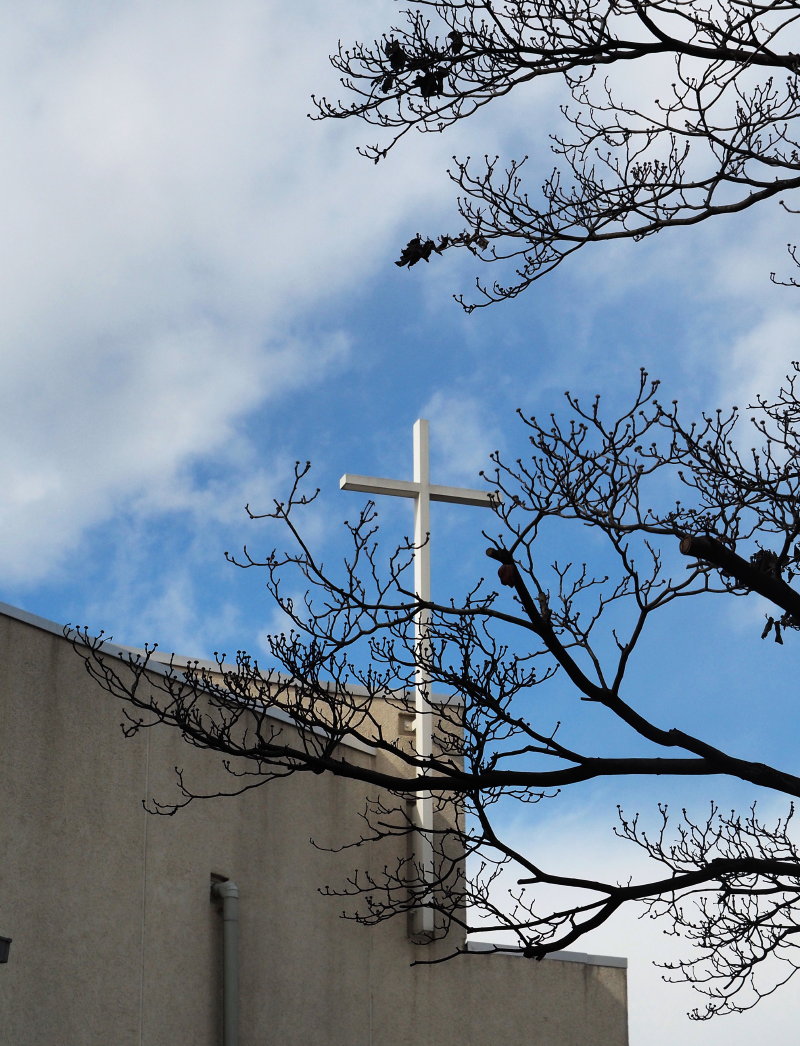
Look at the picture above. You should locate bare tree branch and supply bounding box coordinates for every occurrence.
[71,364,800,1017]
[312,0,800,306]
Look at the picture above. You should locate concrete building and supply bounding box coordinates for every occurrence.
[0,601,628,1045]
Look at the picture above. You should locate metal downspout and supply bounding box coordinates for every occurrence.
[212,879,239,1046]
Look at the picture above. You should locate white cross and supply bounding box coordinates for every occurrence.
[341,418,496,937]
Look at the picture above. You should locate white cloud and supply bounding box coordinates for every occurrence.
[0,321,348,583]
[717,310,800,416]
[0,1,471,586]
[421,388,504,484]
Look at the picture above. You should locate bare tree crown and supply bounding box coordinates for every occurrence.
[313,0,800,306]
[72,366,800,1019]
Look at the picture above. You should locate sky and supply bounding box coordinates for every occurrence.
[2,3,800,1042]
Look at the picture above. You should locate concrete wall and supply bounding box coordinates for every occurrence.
[0,605,627,1045]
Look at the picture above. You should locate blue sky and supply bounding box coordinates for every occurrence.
[2,3,800,1041]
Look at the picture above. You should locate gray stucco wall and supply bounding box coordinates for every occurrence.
[0,606,627,1045]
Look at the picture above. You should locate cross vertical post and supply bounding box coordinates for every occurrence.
[341,419,496,938]
[412,420,435,937]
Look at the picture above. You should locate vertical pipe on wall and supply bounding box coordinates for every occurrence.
[212,879,240,1046]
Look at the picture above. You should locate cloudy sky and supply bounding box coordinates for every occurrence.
[3,3,800,1042]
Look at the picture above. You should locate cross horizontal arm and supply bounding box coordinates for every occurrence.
[340,474,497,508]
[340,474,419,499]
[428,484,497,508]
